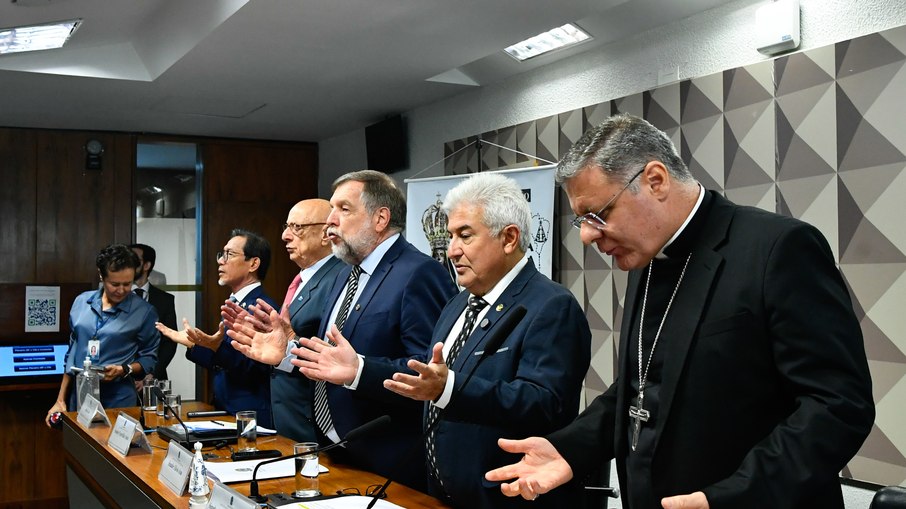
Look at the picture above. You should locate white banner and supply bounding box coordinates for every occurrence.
[405,165,555,283]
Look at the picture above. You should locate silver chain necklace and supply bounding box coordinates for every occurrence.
[629,252,691,452]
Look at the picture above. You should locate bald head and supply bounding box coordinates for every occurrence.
[282,199,333,269]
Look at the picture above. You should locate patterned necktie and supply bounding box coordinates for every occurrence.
[313,265,363,437]
[425,296,487,488]
[133,288,146,300]
[282,273,302,312]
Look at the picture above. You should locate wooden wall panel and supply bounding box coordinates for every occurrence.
[34,132,134,284]
[0,129,37,283]
[200,140,318,335]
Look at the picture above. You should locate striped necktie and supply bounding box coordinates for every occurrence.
[313,265,363,437]
[425,296,487,488]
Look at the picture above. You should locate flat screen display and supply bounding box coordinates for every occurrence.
[0,344,68,380]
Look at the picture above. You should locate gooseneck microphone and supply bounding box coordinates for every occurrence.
[151,385,192,447]
[248,415,392,503]
[366,305,528,509]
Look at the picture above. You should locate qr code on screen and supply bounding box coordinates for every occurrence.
[27,298,57,327]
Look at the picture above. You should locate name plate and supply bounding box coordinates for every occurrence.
[76,395,111,428]
[158,440,193,496]
[108,412,151,457]
[207,481,257,509]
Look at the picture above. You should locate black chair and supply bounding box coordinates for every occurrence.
[870,486,906,509]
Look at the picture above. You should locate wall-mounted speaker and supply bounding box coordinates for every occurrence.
[366,115,407,172]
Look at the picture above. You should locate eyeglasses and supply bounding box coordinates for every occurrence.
[336,485,386,498]
[283,222,327,237]
[570,167,645,230]
[215,250,247,262]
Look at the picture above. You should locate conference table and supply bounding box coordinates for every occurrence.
[61,403,450,509]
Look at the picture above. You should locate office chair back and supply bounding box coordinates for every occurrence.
[870,486,906,509]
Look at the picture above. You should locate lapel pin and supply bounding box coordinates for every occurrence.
[495,303,504,312]
[354,304,361,311]
[480,318,489,328]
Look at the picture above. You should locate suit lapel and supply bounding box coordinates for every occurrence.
[453,263,534,370]
[652,193,733,450]
[341,237,405,334]
[288,258,337,321]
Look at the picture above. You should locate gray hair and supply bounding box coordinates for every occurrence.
[556,113,695,189]
[333,170,406,232]
[442,172,531,253]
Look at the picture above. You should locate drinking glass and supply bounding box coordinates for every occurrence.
[164,393,182,420]
[155,379,172,416]
[293,442,320,497]
[236,410,257,451]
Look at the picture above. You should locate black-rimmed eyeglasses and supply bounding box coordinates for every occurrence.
[283,222,327,237]
[570,167,645,230]
[215,250,247,263]
[336,484,386,498]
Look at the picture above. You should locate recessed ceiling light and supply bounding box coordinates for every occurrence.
[504,23,591,62]
[0,19,82,56]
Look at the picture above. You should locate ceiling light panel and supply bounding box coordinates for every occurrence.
[504,23,591,62]
[0,19,82,56]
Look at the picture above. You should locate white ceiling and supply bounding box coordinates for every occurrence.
[0,0,736,143]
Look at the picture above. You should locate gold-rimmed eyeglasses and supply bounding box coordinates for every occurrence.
[570,167,645,230]
[283,222,327,237]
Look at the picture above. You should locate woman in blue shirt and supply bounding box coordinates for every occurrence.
[45,244,160,424]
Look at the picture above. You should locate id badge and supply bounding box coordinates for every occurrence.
[88,338,100,363]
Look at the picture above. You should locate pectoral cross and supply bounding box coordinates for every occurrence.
[628,397,650,452]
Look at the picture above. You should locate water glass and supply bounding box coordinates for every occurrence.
[236,410,257,451]
[164,393,182,420]
[141,385,157,411]
[155,379,172,416]
[293,442,320,498]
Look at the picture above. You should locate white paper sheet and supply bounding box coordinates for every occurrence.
[204,458,328,484]
[181,420,277,434]
[273,495,403,509]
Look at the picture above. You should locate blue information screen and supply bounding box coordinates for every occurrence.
[0,344,68,378]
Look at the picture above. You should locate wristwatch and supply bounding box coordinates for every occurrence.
[122,363,134,379]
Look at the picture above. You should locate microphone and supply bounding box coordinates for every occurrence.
[151,385,192,447]
[366,305,528,508]
[248,415,391,503]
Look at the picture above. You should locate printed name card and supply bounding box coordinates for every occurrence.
[158,440,193,496]
[107,412,151,457]
[77,395,111,428]
[207,481,257,509]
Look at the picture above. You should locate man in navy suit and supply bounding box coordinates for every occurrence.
[130,243,178,380]
[158,229,277,428]
[486,114,874,509]
[377,173,591,508]
[230,171,457,489]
